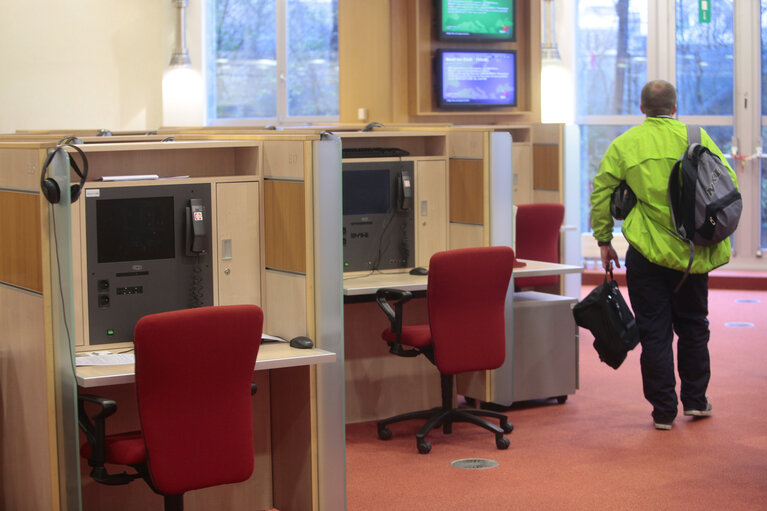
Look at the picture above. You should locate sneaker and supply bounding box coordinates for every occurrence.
[654,422,673,430]
[684,402,713,417]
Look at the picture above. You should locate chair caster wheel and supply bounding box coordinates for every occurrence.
[417,440,432,454]
[377,427,392,441]
[502,422,514,434]
[556,395,568,404]
[496,436,510,450]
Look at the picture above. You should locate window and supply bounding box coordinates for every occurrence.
[576,0,766,268]
[576,0,647,118]
[675,0,734,116]
[576,0,647,231]
[208,0,338,124]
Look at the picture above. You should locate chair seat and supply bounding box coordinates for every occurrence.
[81,431,146,466]
[382,323,432,348]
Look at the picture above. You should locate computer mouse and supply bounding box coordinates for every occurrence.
[289,336,314,349]
[409,266,428,276]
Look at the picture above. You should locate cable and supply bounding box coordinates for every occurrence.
[50,207,79,380]
[190,255,205,307]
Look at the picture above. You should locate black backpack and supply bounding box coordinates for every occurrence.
[668,126,742,290]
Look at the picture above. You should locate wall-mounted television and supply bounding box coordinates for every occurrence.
[434,49,517,108]
[436,0,516,42]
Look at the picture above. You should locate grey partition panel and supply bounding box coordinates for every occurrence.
[562,124,582,298]
[488,131,515,404]
[49,148,82,511]
[313,133,346,510]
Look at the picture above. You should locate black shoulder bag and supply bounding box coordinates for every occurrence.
[572,269,640,369]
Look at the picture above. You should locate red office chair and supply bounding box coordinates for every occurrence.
[514,203,565,288]
[78,305,263,511]
[375,246,515,454]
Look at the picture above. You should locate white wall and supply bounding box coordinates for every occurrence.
[0,0,168,133]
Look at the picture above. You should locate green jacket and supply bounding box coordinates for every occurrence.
[591,117,738,273]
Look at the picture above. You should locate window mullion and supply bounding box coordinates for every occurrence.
[276,0,287,122]
[647,0,676,81]
[733,0,763,260]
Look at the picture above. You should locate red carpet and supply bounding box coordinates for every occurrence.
[345,287,767,510]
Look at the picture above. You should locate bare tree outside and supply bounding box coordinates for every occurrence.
[211,0,338,121]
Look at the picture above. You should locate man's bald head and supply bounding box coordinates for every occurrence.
[641,80,677,117]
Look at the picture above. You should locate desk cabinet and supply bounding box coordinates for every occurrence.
[509,291,578,403]
[458,291,578,406]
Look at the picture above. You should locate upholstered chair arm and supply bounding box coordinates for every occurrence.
[375,288,413,335]
[78,393,118,466]
[375,288,423,357]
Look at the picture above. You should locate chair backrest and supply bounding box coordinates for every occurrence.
[426,246,515,375]
[514,203,565,287]
[133,304,263,496]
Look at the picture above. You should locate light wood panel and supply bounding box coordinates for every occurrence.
[448,130,485,159]
[0,191,43,292]
[415,159,448,266]
[264,180,307,274]
[449,159,484,225]
[448,222,484,250]
[0,288,54,511]
[216,181,262,306]
[264,270,307,340]
[263,140,305,180]
[0,147,46,191]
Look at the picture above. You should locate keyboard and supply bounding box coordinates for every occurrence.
[342,147,410,158]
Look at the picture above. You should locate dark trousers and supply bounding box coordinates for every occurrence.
[625,246,710,424]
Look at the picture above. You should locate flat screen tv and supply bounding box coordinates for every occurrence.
[434,49,517,108]
[436,0,515,42]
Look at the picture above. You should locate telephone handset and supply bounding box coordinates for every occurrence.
[398,170,413,211]
[185,198,207,255]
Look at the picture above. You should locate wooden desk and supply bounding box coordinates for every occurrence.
[342,259,583,296]
[76,344,336,511]
[342,259,583,423]
[76,342,336,387]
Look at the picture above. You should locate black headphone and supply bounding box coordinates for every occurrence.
[40,137,88,204]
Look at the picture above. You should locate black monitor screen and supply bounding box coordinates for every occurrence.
[343,169,390,215]
[435,49,517,107]
[437,0,515,42]
[96,197,176,263]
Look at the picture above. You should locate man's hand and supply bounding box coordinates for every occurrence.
[600,243,620,271]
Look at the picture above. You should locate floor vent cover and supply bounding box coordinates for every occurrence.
[450,458,499,470]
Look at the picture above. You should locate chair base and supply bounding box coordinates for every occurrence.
[377,375,513,454]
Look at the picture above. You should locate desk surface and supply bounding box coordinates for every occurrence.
[76,342,337,388]
[342,259,583,296]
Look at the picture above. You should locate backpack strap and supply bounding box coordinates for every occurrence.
[673,125,700,293]
[686,124,701,146]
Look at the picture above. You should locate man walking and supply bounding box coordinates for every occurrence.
[590,80,738,430]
